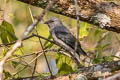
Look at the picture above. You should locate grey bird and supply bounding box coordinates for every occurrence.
[44,17,87,65]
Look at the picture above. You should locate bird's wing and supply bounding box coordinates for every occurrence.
[54,29,80,53]
[53,27,87,56]
[55,30,76,48]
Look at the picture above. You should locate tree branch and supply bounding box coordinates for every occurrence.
[17,0,120,33]
[12,60,120,80]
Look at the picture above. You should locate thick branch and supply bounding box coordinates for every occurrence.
[13,61,120,80]
[17,0,120,33]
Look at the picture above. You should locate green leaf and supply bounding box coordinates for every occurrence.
[57,62,73,75]
[92,58,103,64]
[102,44,110,49]
[12,61,20,68]
[96,43,110,51]
[92,51,103,64]
[3,70,12,79]
[94,29,102,37]
[79,22,90,38]
[95,52,100,58]
[44,35,54,49]
[55,53,62,64]
[2,20,15,33]
[3,48,9,56]
[44,35,52,46]
[56,53,74,75]
[44,43,54,49]
[14,48,23,56]
[0,21,17,44]
[0,31,9,43]
[103,56,113,61]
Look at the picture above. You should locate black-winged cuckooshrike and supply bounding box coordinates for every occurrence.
[44,17,87,66]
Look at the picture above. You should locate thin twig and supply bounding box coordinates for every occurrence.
[35,33,53,76]
[0,34,56,48]
[73,0,82,66]
[13,65,28,76]
[28,6,38,77]
[94,32,109,48]
[74,0,80,52]
[7,49,70,63]
[7,53,35,62]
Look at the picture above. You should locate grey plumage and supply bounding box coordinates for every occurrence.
[44,17,87,65]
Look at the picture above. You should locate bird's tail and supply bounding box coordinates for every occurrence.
[72,53,84,67]
[79,48,87,56]
[79,48,90,59]
[71,52,81,66]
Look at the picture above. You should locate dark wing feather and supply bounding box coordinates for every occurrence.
[55,31,76,48]
[54,27,87,56]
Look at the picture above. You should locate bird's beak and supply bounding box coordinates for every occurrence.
[44,20,53,24]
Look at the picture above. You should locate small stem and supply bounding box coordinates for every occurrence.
[74,0,80,52]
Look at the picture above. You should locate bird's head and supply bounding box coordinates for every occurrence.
[44,17,62,28]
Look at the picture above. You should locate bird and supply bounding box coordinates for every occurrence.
[44,17,87,66]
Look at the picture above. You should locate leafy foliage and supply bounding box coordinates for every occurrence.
[11,61,20,68]
[79,22,90,38]
[0,21,17,44]
[92,43,113,64]
[44,35,54,49]
[56,54,74,75]
[3,70,12,80]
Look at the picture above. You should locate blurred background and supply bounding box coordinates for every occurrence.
[0,0,120,79]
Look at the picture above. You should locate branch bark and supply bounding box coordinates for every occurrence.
[13,61,120,80]
[17,0,120,33]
